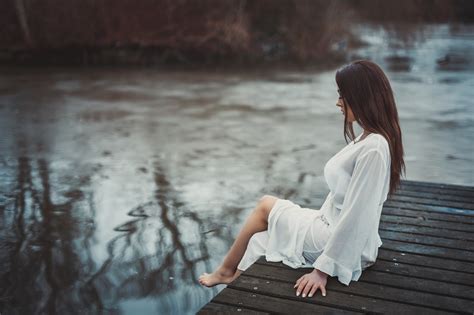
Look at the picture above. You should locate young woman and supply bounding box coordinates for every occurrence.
[198,59,405,298]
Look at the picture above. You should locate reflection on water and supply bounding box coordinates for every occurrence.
[1,155,220,313]
[0,23,473,314]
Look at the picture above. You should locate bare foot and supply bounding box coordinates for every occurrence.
[198,267,238,287]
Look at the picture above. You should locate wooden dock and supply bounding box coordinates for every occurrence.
[198,180,474,314]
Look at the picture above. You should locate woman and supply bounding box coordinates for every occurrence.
[198,59,405,298]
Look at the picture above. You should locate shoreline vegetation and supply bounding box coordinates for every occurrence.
[1,0,473,67]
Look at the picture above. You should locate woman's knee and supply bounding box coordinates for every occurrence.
[256,195,278,218]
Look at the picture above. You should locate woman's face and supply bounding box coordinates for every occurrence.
[337,89,355,122]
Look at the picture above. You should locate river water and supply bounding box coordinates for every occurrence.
[0,23,473,314]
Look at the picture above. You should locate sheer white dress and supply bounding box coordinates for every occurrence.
[237,132,391,286]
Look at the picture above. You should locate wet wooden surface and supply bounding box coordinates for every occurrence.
[198,180,474,314]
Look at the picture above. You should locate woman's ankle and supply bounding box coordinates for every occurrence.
[216,265,236,277]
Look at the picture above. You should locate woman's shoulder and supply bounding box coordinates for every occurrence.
[360,133,390,159]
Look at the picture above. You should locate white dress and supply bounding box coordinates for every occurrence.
[237,132,391,286]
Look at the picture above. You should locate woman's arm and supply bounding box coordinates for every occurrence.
[312,149,388,285]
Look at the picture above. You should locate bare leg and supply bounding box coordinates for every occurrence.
[198,195,278,287]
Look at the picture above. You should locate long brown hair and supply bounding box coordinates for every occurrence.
[336,59,405,197]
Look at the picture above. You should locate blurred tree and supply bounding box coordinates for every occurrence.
[0,0,472,65]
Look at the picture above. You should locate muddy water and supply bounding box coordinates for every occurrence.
[0,24,473,314]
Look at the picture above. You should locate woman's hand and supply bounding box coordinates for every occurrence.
[294,269,328,298]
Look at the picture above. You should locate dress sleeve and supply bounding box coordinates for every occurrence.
[313,148,388,285]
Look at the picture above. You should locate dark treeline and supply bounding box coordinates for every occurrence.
[1,0,473,65]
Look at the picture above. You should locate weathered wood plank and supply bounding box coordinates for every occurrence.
[382,206,474,225]
[238,265,467,314]
[384,200,474,215]
[377,247,474,272]
[379,221,474,241]
[226,276,452,315]
[381,214,474,232]
[393,189,474,204]
[359,270,474,300]
[379,239,474,262]
[255,259,474,300]
[368,258,474,286]
[197,302,270,315]
[255,257,474,287]
[212,287,360,314]
[396,186,474,199]
[379,230,474,251]
[388,194,474,210]
[400,180,474,192]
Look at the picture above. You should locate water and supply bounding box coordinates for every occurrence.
[0,23,473,314]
